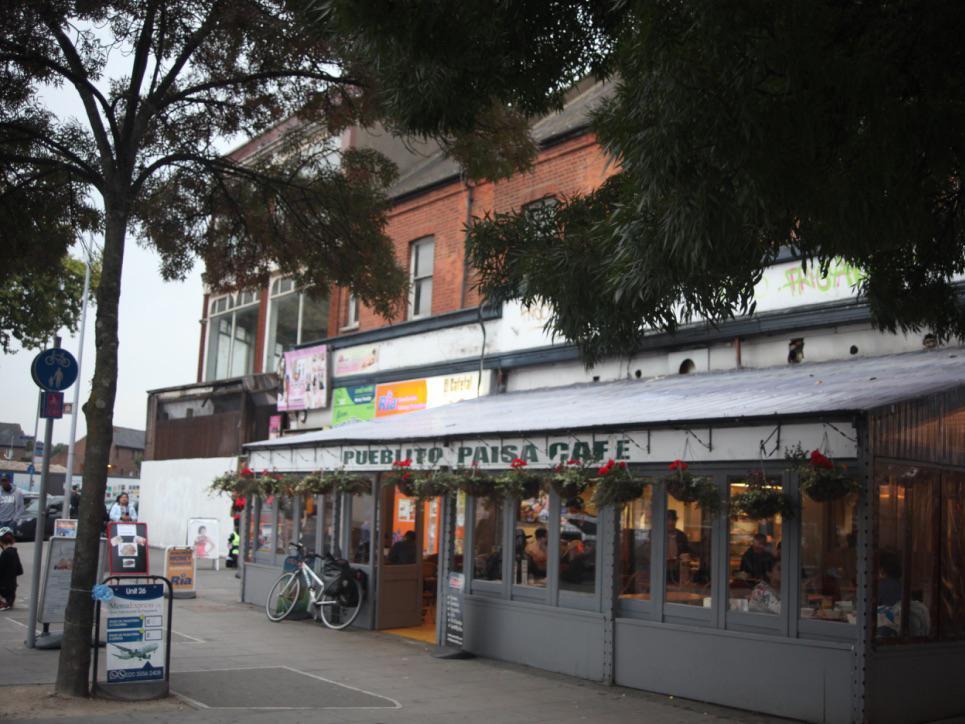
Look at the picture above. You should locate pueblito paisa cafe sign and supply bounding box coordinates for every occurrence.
[249,422,858,472]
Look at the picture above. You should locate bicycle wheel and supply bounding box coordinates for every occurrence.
[266,572,301,622]
[319,576,363,630]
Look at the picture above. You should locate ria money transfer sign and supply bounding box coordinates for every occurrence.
[104,584,165,683]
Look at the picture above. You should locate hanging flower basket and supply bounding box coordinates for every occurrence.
[257,470,300,498]
[494,458,545,499]
[330,469,372,496]
[797,450,860,502]
[591,460,646,508]
[208,466,261,497]
[547,459,593,499]
[416,469,461,499]
[455,465,497,498]
[384,459,417,496]
[663,460,722,515]
[296,471,334,496]
[731,471,796,520]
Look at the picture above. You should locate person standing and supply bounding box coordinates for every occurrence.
[0,527,24,610]
[0,475,24,530]
[108,492,137,522]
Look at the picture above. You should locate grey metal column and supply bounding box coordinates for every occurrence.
[853,416,873,724]
[600,503,617,685]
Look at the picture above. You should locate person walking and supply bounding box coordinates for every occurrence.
[108,492,137,522]
[0,475,24,530]
[0,527,24,610]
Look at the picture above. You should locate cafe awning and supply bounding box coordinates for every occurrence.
[248,349,965,451]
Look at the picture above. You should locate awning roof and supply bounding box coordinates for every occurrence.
[247,349,965,450]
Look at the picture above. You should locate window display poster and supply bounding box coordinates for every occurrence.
[107,522,149,575]
[187,518,219,561]
[104,583,165,683]
[164,546,196,595]
[332,385,376,426]
[277,344,328,411]
[53,519,77,538]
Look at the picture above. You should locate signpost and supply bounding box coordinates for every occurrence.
[164,546,197,599]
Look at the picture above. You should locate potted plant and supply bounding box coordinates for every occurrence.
[296,471,334,496]
[591,459,646,507]
[384,459,418,497]
[797,449,860,502]
[208,466,260,497]
[731,470,796,519]
[455,464,497,498]
[663,460,722,515]
[329,469,372,496]
[416,468,460,499]
[494,458,545,499]
[547,459,593,499]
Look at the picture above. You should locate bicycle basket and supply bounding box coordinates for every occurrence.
[322,557,348,579]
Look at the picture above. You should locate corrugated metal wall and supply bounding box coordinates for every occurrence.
[870,386,965,466]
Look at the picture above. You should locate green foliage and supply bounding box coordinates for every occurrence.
[329,1,965,361]
[664,470,722,516]
[731,472,796,521]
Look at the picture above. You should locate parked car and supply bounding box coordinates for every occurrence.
[14,494,64,541]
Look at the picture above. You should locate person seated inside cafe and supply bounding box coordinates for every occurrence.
[666,509,692,584]
[740,533,775,584]
[749,559,782,614]
[525,527,548,577]
[388,530,417,564]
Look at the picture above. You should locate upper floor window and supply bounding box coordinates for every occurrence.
[266,276,329,373]
[205,291,260,381]
[408,236,434,319]
[523,196,558,221]
[344,292,359,330]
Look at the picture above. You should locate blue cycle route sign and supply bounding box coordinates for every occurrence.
[31,348,78,392]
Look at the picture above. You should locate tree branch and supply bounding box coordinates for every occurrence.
[158,68,356,109]
[0,152,99,188]
[0,121,103,184]
[119,1,160,166]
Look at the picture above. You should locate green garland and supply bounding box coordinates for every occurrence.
[731,471,796,520]
[416,469,461,499]
[208,467,261,497]
[494,458,545,499]
[786,445,861,502]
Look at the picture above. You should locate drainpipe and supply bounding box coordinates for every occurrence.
[460,175,475,309]
[735,336,743,369]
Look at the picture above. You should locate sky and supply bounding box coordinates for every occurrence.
[0,28,208,447]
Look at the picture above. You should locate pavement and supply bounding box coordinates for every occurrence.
[0,541,792,724]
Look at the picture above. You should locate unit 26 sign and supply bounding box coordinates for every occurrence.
[105,583,165,683]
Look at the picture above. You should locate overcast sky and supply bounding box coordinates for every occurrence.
[0,35,208,447]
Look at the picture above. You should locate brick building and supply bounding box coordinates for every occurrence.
[52,425,144,478]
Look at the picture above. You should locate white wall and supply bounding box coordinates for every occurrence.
[139,457,238,551]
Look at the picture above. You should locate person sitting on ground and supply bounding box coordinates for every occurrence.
[0,527,24,611]
[388,530,417,564]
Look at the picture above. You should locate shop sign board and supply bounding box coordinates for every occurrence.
[250,422,858,472]
[164,546,196,597]
[333,346,379,376]
[332,384,377,427]
[107,522,149,575]
[278,344,328,411]
[104,583,165,683]
[40,536,106,624]
[375,378,427,417]
[445,572,465,648]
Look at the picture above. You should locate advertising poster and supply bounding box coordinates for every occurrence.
[375,379,427,417]
[107,522,149,575]
[40,536,106,624]
[187,518,219,561]
[332,384,376,426]
[333,346,379,376]
[277,344,328,411]
[164,546,196,596]
[268,415,282,439]
[445,572,465,648]
[104,583,165,683]
[53,519,77,538]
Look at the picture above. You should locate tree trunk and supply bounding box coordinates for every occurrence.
[55,200,128,697]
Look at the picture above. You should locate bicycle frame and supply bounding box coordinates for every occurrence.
[294,557,342,608]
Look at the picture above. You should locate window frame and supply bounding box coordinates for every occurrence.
[204,290,261,381]
[264,276,330,372]
[407,236,435,320]
[342,292,360,331]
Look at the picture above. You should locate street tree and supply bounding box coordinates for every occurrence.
[322,1,965,362]
[0,1,406,696]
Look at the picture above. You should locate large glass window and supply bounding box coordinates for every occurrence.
[266,277,330,372]
[666,496,713,607]
[800,491,858,623]
[321,496,335,555]
[409,237,434,319]
[515,489,550,587]
[383,486,417,565]
[350,493,373,565]
[205,291,260,381]
[300,495,318,552]
[619,485,653,601]
[473,497,503,581]
[728,477,783,615]
[560,485,598,594]
[256,496,275,555]
[275,496,295,556]
[876,465,939,640]
[942,472,965,638]
[453,491,466,574]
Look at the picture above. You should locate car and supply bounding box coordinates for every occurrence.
[14,494,64,541]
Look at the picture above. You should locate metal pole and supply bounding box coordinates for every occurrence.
[28,389,42,492]
[63,260,91,515]
[27,336,59,649]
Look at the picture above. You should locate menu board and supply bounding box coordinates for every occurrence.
[445,572,465,648]
[104,583,165,683]
[107,522,149,575]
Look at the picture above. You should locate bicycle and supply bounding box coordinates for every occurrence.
[265,543,365,629]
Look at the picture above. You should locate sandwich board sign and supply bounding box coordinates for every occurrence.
[107,522,149,575]
[104,583,165,683]
[164,546,197,599]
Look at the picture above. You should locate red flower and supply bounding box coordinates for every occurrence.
[240,467,254,477]
[809,451,834,470]
[566,459,581,466]
[598,459,615,476]
[393,458,413,468]
[510,457,527,469]
[618,461,627,469]
[401,472,411,481]
[669,459,688,471]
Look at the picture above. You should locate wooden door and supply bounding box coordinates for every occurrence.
[376,482,423,629]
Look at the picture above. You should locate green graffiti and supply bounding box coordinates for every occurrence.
[780,259,865,296]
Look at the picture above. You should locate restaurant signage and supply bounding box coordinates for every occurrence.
[278,344,328,411]
[445,572,465,648]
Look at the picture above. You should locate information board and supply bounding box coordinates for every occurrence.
[107,522,149,575]
[445,572,465,648]
[40,536,105,624]
[104,583,165,683]
[53,519,77,538]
